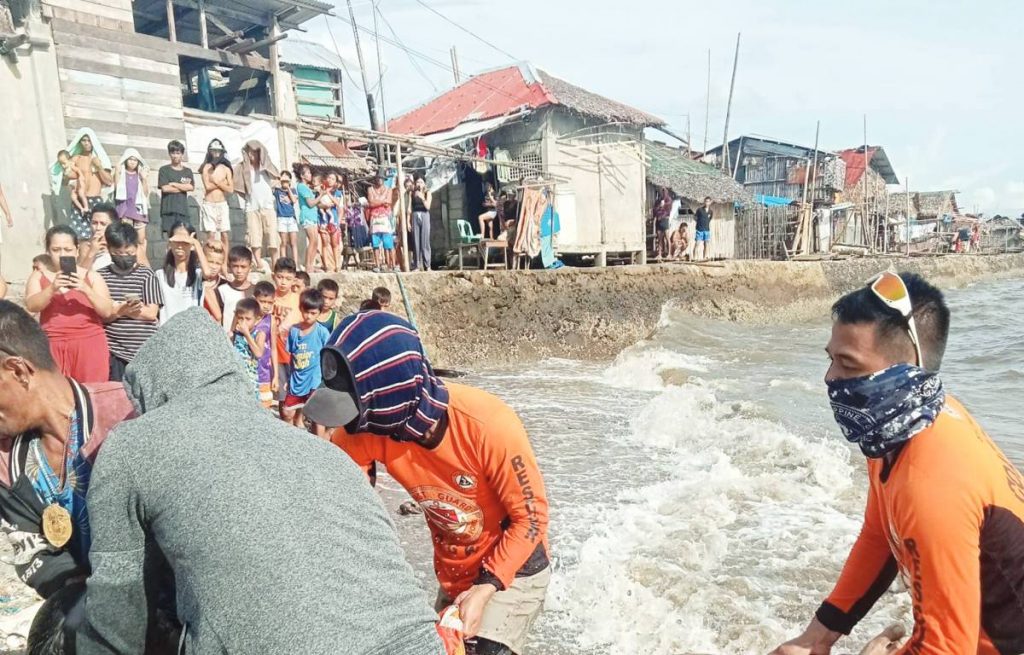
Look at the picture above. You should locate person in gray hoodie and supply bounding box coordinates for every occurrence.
[77,308,445,655]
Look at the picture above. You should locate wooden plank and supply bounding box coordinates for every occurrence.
[44,4,133,32]
[64,104,184,130]
[50,29,179,65]
[64,117,184,144]
[56,44,179,76]
[58,78,182,108]
[63,128,181,155]
[168,40,270,72]
[59,70,182,103]
[50,18,173,54]
[62,93,184,120]
[43,0,133,25]
[57,55,181,88]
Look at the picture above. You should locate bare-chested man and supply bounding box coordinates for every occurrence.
[68,133,113,251]
[199,139,235,254]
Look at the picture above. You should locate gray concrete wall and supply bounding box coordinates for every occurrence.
[0,19,68,281]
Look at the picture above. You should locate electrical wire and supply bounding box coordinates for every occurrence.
[376,5,439,92]
[412,0,518,62]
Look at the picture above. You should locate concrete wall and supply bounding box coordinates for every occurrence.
[0,19,68,280]
[307,253,1024,370]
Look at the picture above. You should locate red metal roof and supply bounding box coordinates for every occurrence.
[388,65,555,136]
[838,147,878,188]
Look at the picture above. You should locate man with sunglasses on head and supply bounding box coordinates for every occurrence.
[306,310,551,655]
[772,272,1024,655]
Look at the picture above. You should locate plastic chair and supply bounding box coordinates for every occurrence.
[457,219,481,244]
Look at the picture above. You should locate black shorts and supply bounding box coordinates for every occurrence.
[656,218,670,232]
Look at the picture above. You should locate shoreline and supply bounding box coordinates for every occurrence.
[306,253,1024,370]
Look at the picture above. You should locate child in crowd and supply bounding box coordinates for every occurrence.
[252,281,277,409]
[671,221,690,260]
[317,278,342,333]
[32,254,55,274]
[57,149,88,216]
[372,286,392,311]
[211,246,255,333]
[98,221,164,381]
[272,257,301,417]
[201,241,225,319]
[294,271,311,295]
[359,299,381,311]
[319,172,343,273]
[113,149,151,267]
[230,298,264,399]
[275,170,300,265]
[283,289,331,427]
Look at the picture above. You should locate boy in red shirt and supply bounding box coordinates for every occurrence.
[305,311,550,655]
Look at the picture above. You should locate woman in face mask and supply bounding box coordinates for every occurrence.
[22,223,114,383]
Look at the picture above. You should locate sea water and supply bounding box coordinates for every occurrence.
[387,275,1024,654]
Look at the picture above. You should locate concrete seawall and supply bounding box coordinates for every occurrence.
[319,253,1024,370]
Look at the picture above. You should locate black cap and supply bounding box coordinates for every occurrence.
[303,347,361,429]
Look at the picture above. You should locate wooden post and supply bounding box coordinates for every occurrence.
[863,115,870,251]
[450,46,461,84]
[685,114,691,158]
[269,16,288,171]
[883,188,891,253]
[166,0,177,42]
[197,0,208,48]
[372,0,388,130]
[721,33,741,174]
[397,142,409,271]
[703,49,710,156]
[808,120,820,253]
[597,135,607,267]
[905,176,911,256]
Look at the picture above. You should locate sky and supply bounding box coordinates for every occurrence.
[302,0,1024,217]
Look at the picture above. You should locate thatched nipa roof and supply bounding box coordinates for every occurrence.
[646,141,752,204]
[537,71,665,128]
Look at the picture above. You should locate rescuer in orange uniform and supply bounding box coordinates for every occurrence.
[773,272,1024,655]
[304,310,550,655]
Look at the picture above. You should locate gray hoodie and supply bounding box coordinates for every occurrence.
[79,309,444,655]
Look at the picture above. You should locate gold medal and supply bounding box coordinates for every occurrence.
[41,504,73,548]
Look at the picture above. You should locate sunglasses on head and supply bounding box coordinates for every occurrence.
[867,271,923,368]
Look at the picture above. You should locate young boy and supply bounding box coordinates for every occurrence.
[201,241,225,319]
[252,281,277,409]
[371,286,392,311]
[671,221,690,260]
[317,278,342,333]
[294,271,311,295]
[58,149,88,216]
[283,289,331,427]
[158,140,196,236]
[230,297,264,398]
[211,246,255,333]
[272,257,301,417]
[98,220,164,381]
[275,170,299,265]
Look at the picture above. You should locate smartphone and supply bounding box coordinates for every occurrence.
[123,293,141,304]
[59,256,77,276]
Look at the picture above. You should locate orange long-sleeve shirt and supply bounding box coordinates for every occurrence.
[818,397,1024,654]
[332,383,550,598]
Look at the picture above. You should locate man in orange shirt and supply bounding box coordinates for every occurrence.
[304,310,550,655]
[773,272,1024,655]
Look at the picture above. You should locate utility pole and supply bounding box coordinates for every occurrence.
[702,48,710,156]
[372,0,388,130]
[450,46,461,84]
[863,114,871,251]
[720,33,741,174]
[346,0,380,134]
[686,114,692,158]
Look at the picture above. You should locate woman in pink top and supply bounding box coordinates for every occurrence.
[24,224,114,383]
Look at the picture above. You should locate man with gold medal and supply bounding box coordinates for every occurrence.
[0,301,135,637]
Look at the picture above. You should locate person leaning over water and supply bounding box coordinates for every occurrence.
[305,310,551,655]
[772,272,1024,655]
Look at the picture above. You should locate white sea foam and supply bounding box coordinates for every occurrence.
[603,346,713,392]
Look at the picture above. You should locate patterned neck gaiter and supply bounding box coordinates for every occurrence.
[827,364,945,458]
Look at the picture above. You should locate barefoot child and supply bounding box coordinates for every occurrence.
[252,281,277,409]
[283,289,331,428]
[57,150,88,217]
[317,278,342,333]
[230,298,264,398]
[271,257,300,417]
[201,241,225,319]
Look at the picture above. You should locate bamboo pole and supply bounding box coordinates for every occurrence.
[450,47,461,84]
[721,33,741,174]
[397,141,409,271]
[166,0,177,42]
[808,120,820,253]
[346,0,380,135]
[686,114,691,158]
[197,0,208,48]
[883,189,891,253]
[905,176,911,256]
[703,49,710,156]
[372,1,388,130]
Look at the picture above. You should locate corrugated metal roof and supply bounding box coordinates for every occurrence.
[299,139,372,170]
[280,39,355,71]
[388,63,663,137]
[837,146,899,187]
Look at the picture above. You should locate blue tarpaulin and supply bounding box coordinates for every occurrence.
[756,195,795,207]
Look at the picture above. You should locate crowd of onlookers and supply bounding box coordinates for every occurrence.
[651,188,715,261]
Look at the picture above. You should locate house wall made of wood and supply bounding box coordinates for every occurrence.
[646,185,736,259]
[543,109,646,258]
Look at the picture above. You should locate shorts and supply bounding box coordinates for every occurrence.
[656,218,670,232]
[481,210,497,220]
[435,568,550,654]
[695,230,711,242]
[371,232,395,250]
[70,196,104,240]
[299,214,319,230]
[246,208,280,249]
[201,201,231,234]
[258,383,274,409]
[277,214,299,233]
[162,212,190,235]
[125,214,148,228]
[283,392,312,410]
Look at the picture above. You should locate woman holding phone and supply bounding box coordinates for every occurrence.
[24,224,114,383]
